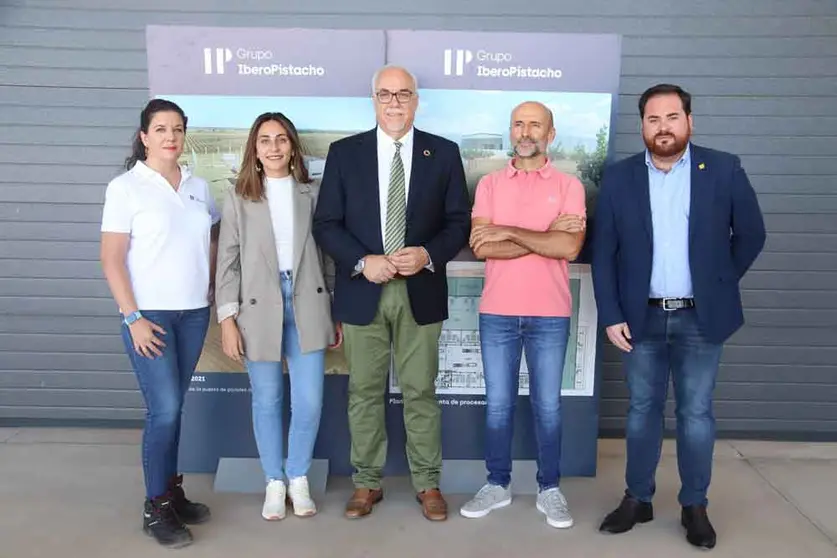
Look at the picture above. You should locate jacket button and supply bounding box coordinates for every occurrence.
[317,287,323,293]
[249,298,257,305]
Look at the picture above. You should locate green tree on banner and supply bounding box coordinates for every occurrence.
[577,124,609,189]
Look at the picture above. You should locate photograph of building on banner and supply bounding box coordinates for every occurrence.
[388,261,598,398]
[413,88,612,262]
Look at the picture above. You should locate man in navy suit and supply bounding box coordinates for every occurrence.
[592,84,765,549]
[312,65,470,521]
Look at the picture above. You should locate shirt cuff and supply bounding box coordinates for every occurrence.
[216,302,239,323]
[422,247,435,273]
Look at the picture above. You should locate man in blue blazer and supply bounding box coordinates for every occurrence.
[592,84,765,549]
[312,65,470,522]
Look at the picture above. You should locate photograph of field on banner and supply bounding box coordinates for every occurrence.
[167,91,607,374]
[164,94,375,374]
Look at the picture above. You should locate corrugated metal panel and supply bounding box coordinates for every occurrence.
[0,0,835,434]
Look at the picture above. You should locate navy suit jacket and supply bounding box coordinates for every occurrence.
[312,128,471,326]
[591,144,766,344]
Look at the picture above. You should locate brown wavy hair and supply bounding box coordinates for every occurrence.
[235,112,311,201]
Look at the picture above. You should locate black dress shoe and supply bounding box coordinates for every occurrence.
[599,494,654,534]
[681,506,716,549]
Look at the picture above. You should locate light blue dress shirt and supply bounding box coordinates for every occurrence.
[646,144,693,298]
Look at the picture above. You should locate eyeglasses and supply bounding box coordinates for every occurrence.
[375,89,414,104]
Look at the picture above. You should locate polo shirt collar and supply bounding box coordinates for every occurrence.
[134,160,192,187]
[505,158,554,179]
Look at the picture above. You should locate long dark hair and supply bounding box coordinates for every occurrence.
[236,112,311,202]
[125,98,188,170]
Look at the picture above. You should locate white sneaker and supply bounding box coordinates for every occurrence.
[288,476,317,517]
[460,483,512,519]
[262,479,286,521]
[536,487,573,528]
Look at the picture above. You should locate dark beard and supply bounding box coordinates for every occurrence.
[644,133,689,158]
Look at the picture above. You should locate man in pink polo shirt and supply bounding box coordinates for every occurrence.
[459,101,586,529]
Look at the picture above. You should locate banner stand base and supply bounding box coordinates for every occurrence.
[213,458,330,495]
[440,459,540,495]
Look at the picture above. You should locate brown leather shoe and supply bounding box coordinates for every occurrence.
[344,488,383,519]
[416,488,448,521]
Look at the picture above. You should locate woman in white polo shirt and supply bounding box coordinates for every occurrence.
[215,112,340,521]
[100,99,219,549]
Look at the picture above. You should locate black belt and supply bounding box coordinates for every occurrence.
[648,297,695,311]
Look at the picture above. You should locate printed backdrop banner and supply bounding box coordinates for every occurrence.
[383,29,619,480]
[386,30,620,93]
[144,25,621,478]
[147,26,385,97]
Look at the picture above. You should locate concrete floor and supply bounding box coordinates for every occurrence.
[1,427,836,558]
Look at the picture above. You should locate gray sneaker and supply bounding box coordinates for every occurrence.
[460,483,512,519]
[536,487,573,528]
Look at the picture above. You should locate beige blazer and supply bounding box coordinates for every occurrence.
[215,179,336,361]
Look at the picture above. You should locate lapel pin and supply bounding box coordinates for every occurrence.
[698,163,705,170]
[423,149,431,157]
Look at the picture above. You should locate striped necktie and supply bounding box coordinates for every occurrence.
[384,141,406,255]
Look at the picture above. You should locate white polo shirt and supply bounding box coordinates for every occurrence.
[101,161,221,311]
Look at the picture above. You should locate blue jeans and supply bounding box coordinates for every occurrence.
[245,274,325,482]
[480,313,570,491]
[624,307,723,507]
[120,306,210,500]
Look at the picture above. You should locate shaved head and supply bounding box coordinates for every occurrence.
[509,101,555,168]
[511,101,553,130]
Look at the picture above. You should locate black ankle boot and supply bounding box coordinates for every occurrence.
[169,474,211,524]
[143,495,193,549]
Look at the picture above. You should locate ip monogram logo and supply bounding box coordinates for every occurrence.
[443,49,473,76]
[203,48,232,75]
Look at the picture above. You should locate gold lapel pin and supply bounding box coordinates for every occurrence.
[698,163,705,170]
[423,149,431,157]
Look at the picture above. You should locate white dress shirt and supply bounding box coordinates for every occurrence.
[265,176,295,271]
[377,125,414,244]
[374,126,434,271]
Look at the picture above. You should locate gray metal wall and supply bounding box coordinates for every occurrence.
[1,0,836,435]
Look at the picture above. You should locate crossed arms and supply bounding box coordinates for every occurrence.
[470,214,586,261]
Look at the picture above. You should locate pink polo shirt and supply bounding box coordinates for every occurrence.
[472,160,586,317]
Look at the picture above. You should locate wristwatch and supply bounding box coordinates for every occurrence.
[123,310,143,326]
[353,257,366,276]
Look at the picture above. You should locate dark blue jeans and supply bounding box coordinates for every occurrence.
[480,313,570,491]
[120,307,210,499]
[624,307,723,507]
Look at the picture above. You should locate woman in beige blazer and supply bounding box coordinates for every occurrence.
[214,112,340,521]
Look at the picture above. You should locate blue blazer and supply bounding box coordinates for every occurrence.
[591,144,766,344]
[312,128,471,326]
